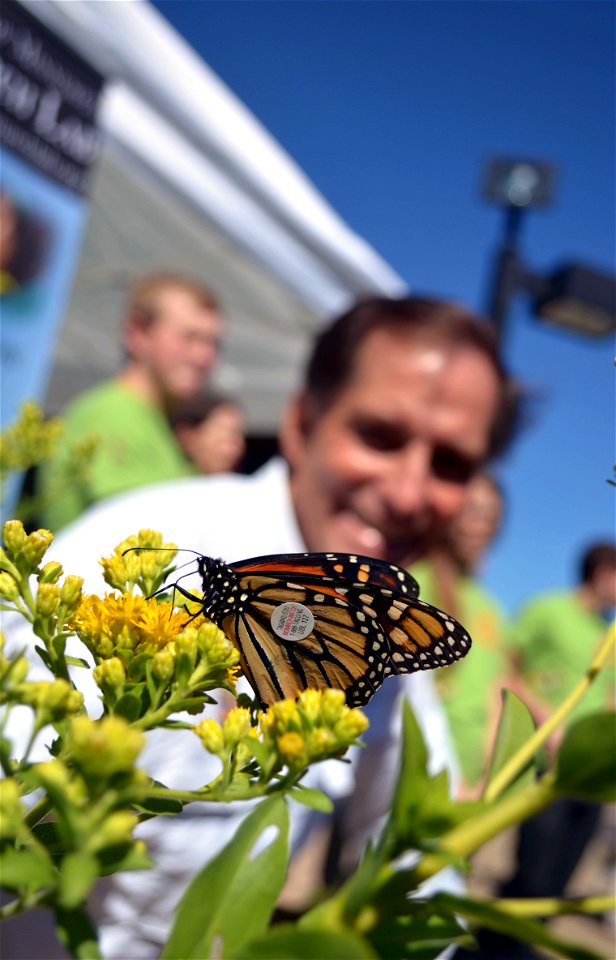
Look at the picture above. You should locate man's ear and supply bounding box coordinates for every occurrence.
[279,392,314,468]
[122,309,150,361]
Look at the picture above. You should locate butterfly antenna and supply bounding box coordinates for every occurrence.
[122,547,205,580]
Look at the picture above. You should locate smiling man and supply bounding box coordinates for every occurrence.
[27,295,522,957]
[281,297,517,567]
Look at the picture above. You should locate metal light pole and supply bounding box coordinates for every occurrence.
[483,157,616,341]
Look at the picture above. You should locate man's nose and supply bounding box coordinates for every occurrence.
[381,446,431,519]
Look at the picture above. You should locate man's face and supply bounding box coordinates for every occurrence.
[282,328,501,568]
[137,287,222,401]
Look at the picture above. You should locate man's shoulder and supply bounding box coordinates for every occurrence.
[62,380,133,424]
[48,460,293,590]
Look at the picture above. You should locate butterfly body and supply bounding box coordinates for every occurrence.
[167,551,472,708]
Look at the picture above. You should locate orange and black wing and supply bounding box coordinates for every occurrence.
[221,557,470,707]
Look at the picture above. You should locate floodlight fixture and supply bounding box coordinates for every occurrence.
[534,263,616,337]
[482,157,615,340]
[484,158,555,209]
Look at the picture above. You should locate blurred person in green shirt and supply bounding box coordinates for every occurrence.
[509,541,615,730]
[467,542,616,960]
[40,273,223,530]
[412,471,508,792]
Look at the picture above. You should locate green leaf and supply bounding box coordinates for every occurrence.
[384,699,456,853]
[236,926,377,959]
[289,784,333,812]
[58,852,99,908]
[430,893,605,960]
[64,655,90,669]
[34,643,52,669]
[32,821,64,861]
[55,905,101,960]
[162,795,289,959]
[369,908,469,959]
[555,711,616,802]
[0,848,56,891]
[135,793,184,816]
[113,690,145,723]
[484,689,537,796]
[98,842,153,875]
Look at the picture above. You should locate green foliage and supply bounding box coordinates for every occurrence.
[162,796,289,959]
[0,396,614,960]
[484,689,537,795]
[555,711,616,802]
[0,400,97,526]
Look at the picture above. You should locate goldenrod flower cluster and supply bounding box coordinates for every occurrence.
[1,520,55,577]
[29,716,148,863]
[71,593,239,721]
[71,593,187,659]
[262,689,369,769]
[194,689,369,785]
[100,530,178,597]
[1,522,84,647]
[0,401,63,475]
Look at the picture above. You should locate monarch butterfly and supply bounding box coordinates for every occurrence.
[157,550,472,708]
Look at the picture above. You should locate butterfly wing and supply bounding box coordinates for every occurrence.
[230,552,420,598]
[220,561,471,707]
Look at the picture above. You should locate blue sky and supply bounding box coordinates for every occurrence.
[151,0,615,615]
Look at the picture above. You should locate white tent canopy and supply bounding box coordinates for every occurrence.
[21,0,408,431]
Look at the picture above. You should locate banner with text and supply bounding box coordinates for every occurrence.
[1,0,103,428]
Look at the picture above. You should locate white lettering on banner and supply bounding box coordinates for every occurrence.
[0,57,98,165]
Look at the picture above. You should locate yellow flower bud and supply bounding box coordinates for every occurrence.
[333,709,369,742]
[270,699,301,732]
[39,679,83,719]
[297,689,322,724]
[308,727,336,758]
[60,575,84,610]
[23,530,54,568]
[176,631,198,660]
[0,778,24,839]
[276,731,306,765]
[194,718,225,755]
[222,707,252,747]
[199,624,238,663]
[36,583,61,617]
[33,759,71,791]
[69,715,145,778]
[0,571,19,602]
[38,561,63,584]
[5,655,29,684]
[152,648,175,682]
[320,689,346,725]
[2,520,26,557]
[93,657,126,692]
[91,811,138,850]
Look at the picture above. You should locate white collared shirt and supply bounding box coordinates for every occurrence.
[5,458,461,957]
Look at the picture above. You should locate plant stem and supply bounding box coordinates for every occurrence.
[409,772,558,886]
[484,624,616,803]
[495,895,616,918]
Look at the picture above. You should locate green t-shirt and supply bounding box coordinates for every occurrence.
[40,380,194,531]
[411,560,509,785]
[510,591,614,721]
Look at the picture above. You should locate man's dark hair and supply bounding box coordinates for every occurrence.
[580,542,616,584]
[305,296,524,458]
